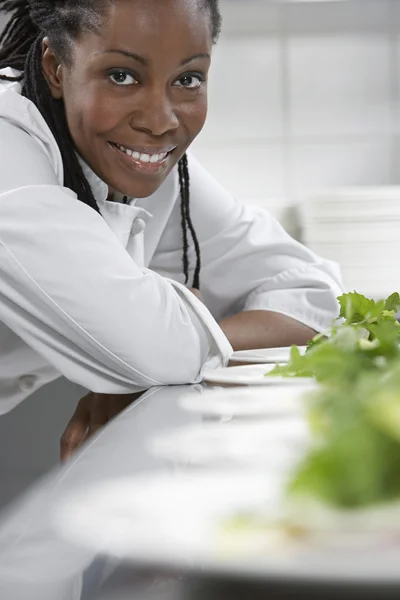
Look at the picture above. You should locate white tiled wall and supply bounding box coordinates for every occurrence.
[191,0,400,236]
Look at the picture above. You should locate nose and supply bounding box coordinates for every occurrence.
[129,86,179,137]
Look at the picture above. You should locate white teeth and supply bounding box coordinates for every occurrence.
[115,144,169,164]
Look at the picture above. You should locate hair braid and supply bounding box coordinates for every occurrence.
[178,158,190,284]
[0,1,37,67]
[0,0,222,289]
[179,154,201,289]
[23,36,100,211]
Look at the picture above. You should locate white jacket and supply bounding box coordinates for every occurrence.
[0,67,343,412]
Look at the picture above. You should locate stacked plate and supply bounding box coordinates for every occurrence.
[299,187,400,299]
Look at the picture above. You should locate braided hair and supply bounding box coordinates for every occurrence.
[0,0,222,289]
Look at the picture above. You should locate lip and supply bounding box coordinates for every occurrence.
[108,142,175,176]
[109,141,177,155]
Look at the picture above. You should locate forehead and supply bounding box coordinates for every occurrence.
[80,0,213,58]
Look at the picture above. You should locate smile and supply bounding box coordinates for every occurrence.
[108,141,176,175]
[114,143,170,163]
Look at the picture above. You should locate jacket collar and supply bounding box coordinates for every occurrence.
[77,154,110,205]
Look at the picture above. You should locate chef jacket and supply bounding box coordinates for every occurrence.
[0,67,343,412]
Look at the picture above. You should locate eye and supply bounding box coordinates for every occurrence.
[108,69,138,86]
[174,73,205,90]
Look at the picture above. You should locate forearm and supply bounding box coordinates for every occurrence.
[218,310,317,351]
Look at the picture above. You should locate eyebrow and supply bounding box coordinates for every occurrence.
[104,49,210,67]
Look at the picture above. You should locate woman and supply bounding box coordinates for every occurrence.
[0,0,343,413]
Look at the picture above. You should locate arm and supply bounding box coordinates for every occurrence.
[219,311,317,351]
[156,153,344,349]
[190,287,316,349]
[0,120,232,393]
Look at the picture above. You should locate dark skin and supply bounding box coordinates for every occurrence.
[60,391,143,461]
[49,0,316,459]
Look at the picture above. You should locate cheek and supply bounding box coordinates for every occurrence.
[90,101,124,138]
[183,94,208,138]
[67,90,125,139]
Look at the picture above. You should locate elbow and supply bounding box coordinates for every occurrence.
[135,333,208,386]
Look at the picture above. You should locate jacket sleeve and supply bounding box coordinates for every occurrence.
[0,124,232,393]
[152,152,345,332]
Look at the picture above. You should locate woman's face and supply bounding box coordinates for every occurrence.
[43,0,213,198]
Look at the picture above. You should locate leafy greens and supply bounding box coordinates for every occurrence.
[268,291,400,510]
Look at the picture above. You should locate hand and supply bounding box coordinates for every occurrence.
[60,391,144,461]
[189,287,204,303]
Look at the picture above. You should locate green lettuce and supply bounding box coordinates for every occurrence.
[270,291,400,509]
[289,365,400,508]
[267,291,400,385]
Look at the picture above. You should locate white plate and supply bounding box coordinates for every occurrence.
[54,471,282,562]
[204,364,314,386]
[148,420,307,468]
[53,471,400,585]
[179,386,316,418]
[230,346,306,365]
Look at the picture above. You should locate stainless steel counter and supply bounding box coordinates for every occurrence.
[0,384,399,600]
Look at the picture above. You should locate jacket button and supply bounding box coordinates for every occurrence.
[18,374,37,392]
[131,218,146,235]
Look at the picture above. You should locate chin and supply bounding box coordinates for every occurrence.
[117,181,163,199]
[121,169,175,198]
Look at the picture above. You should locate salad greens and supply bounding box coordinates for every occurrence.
[267,291,400,385]
[289,365,400,508]
[268,291,400,510]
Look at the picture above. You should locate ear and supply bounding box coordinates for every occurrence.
[41,37,64,99]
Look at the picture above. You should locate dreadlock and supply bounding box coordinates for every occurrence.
[0,0,222,289]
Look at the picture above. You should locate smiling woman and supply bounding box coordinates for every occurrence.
[0,0,343,412]
[0,0,219,288]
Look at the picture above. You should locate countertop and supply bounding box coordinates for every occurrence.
[0,383,399,600]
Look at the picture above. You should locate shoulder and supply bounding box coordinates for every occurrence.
[0,74,63,190]
[185,151,231,198]
[184,151,244,235]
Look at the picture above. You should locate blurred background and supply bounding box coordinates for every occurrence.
[192,0,400,301]
[0,0,399,507]
[193,0,399,233]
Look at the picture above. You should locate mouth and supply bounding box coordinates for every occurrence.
[108,141,176,175]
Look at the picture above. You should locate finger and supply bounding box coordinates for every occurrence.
[60,396,91,461]
[87,395,109,439]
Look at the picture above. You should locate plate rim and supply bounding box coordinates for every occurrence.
[204,363,313,386]
[230,346,306,365]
